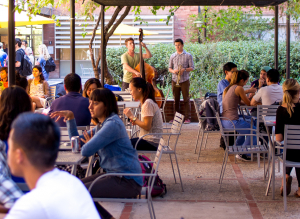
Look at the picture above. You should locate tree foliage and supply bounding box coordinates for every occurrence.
[14,0,179,84]
[186,6,274,42]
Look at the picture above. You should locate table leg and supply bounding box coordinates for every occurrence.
[272,138,275,199]
[71,165,77,176]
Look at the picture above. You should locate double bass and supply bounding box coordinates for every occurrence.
[133,29,164,107]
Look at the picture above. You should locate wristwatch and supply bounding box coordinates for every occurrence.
[184,68,187,72]
[132,117,137,122]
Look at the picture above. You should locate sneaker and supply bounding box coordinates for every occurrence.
[235,154,251,161]
[169,120,174,124]
[184,119,191,124]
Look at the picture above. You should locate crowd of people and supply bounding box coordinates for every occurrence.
[0,37,299,218]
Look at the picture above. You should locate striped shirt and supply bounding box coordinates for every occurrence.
[169,50,194,83]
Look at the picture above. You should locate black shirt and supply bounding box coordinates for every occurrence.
[15,48,24,72]
[251,79,267,89]
[275,102,300,161]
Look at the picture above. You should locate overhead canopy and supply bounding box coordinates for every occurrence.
[92,0,287,7]
[0,5,55,28]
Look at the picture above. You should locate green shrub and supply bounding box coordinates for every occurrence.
[106,40,300,98]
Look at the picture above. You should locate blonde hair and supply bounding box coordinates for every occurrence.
[223,70,249,97]
[38,44,50,61]
[282,79,300,117]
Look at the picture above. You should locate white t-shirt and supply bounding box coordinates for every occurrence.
[139,99,163,145]
[253,84,283,105]
[5,168,100,219]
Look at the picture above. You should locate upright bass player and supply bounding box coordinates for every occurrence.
[121,38,152,91]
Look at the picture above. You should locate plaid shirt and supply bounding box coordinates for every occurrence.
[0,141,23,208]
[169,50,194,83]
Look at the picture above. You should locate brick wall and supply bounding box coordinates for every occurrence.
[43,23,60,78]
[164,99,198,122]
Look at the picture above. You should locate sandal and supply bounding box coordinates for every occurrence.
[280,176,293,196]
[294,191,300,198]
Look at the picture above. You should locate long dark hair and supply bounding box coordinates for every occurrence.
[0,86,32,141]
[89,88,119,123]
[33,65,45,83]
[130,77,156,104]
[83,78,102,98]
[223,70,249,97]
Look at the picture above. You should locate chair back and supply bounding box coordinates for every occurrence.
[50,86,56,97]
[60,126,88,143]
[257,105,279,124]
[215,113,229,148]
[193,98,202,122]
[118,104,126,125]
[170,112,185,134]
[161,88,170,110]
[148,138,164,188]
[283,125,300,159]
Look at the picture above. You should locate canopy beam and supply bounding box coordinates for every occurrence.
[286,11,290,79]
[100,4,105,86]
[70,0,75,73]
[274,6,278,70]
[8,0,15,86]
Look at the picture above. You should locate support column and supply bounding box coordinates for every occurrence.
[70,0,75,73]
[100,5,105,86]
[8,0,15,86]
[274,6,278,70]
[286,12,290,79]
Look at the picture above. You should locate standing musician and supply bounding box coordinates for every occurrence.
[168,38,194,124]
[121,38,152,91]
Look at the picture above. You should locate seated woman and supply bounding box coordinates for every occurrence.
[28,66,50,110]
[83,78,102,98]
[0,67,8,89]
[50,88,142,199]
[124,78,163,151]
[0,86,32,186]
[221,70,257,161]
[275,79,300,197]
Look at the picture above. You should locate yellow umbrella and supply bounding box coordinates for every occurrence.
[88,23,158,46]
[0,5,55,28]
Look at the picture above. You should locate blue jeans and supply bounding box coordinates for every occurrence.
[221,118,257,146]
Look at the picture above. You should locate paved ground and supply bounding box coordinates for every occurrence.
[100,123,300,219]
[1,123,298,219]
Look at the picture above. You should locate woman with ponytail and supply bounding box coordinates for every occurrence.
[275,79,300,197]
[222,70,257,161]
[124,77,163,151]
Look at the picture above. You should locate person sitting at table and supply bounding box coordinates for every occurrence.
[251,66,271,89]
[0,67,8,89]
[50,88,143,199]
[83,78,102,125]
[251,69,283,106]
[275,79,300,197]
[48,73,91,127]
[83,78,102,98]
[27,66,50,110]
[5,113,102,219]
[123,77,163,151]
[0,86,32,188]
[222,70,257,161]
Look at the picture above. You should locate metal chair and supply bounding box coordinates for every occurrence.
[89,138,165,219]
[193,98,221,162]
[132,112,185,192]
[35,85,57,113]
[160,88,170,127]
[118,104,126,125]
[80,64,93,78]
[216,113,268,189]
[277,125,300,211]
[60,126,89,143]
[257,105,279,168]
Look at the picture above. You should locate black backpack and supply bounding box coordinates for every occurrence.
[44,57,56,72]
[20,49,32,76]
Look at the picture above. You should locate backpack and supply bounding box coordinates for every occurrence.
[44,56,56,72]
[138,155,167,197]
[20,49,32,76]
[198,98,220,131]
